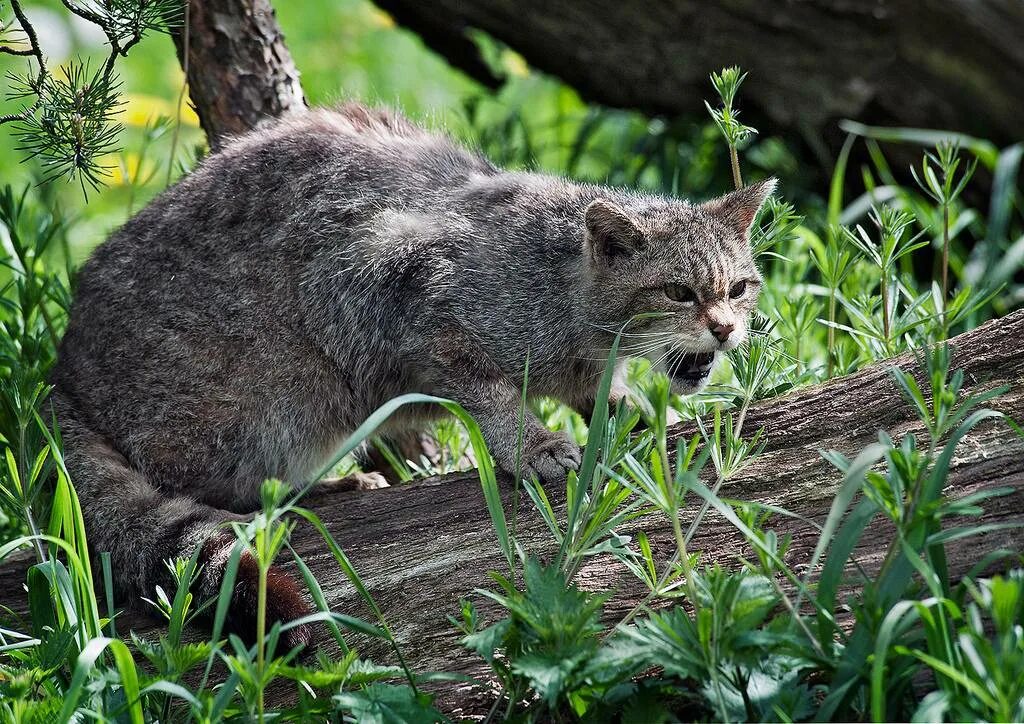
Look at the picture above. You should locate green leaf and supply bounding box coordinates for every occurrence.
[837,121,999,168]
[828,133,856,227]
[461,619,511,665]
[59,637,144,724]
[512,650,587,707]
[334,683,445,724]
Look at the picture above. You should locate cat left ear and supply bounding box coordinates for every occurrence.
[584,199,645,263]
[703,178,777,236]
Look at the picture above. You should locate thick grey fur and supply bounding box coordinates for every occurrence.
[50,104,773,623]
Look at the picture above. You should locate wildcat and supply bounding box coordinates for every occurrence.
[50,103,774,643]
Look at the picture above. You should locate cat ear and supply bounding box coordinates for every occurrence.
[703,178,777,236]
[584,199,645,262]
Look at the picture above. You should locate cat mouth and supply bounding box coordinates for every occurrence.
[665,349,717,385]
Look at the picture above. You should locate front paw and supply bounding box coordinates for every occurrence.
[521,431,581,484]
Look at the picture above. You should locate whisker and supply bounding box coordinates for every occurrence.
[619,338,676,354]
[666,342,689,380]
[583,335,677,360]
[648,343,680,374]
[575,340,672,363]
[586,315,676,336]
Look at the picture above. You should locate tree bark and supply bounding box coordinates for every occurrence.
[374,0,1024,161]
[2,311,1022,713]
[169,0,305,149]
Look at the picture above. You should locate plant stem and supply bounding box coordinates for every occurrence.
[729,144,742,190]
[256,553,267,722]
[25,505,47,563]
[827,290,836,378]
[619,395,756,628]
[671,508,700,606]
[737,666,756,721]
[941,203,949,301]
[733,403,750,451]
[17,420,47,563]
[683,399,752,548]
[941,201,950,339]
[881,274,891,354]
[38,300,61,353]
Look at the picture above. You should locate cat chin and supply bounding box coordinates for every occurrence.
[670,373,712,397]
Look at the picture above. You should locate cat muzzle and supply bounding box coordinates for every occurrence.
[665,349,716,388]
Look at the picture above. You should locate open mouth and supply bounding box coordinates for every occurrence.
[665,349,716,385]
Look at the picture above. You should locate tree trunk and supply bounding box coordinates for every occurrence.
[373,0,1024,160]
[1,311,1022,713]
[169,0,305,148]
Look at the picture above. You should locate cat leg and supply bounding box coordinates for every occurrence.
[422,324,581,484]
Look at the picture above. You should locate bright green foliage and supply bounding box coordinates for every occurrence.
[615,568,815,721]
[459,338,1021,721]
[459,559,609,713]
[334,683,446,723]
[705,66,757,189]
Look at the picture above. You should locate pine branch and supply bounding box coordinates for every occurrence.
[1,0,183,193]
[0,2,46,125]
[7,0,44,67]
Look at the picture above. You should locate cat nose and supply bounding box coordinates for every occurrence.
[710,322,734,343]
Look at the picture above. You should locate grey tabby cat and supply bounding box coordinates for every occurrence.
[50,104,774,641]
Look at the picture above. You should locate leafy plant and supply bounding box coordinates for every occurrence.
[705,66,757,190]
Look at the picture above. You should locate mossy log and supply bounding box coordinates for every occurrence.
[1,311,1022,713]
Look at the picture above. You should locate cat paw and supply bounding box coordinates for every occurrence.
[320,471,390,492]
[521,432,581,484]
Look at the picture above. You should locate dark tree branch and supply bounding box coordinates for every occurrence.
[9,0,43,67]
[372,0,1024,159]
[0,0,47,126]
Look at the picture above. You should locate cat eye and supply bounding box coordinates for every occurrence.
[729,280,747,299]
[664,283,697,304]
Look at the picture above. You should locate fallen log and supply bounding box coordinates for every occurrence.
[1,311,1022,714]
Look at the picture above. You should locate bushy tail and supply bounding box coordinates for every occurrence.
[49,389,311,645]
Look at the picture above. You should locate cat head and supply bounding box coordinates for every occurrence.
[582,179,775,393]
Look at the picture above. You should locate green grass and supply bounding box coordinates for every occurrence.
[2,1,1024,718]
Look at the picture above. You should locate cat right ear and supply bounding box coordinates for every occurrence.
[584,199,644,263]
[702,178,777,237]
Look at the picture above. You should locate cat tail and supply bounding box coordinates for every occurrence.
[47,389,312,647]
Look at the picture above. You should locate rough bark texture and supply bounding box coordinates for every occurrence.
[1,311,1022,713]
[374,0,1024,160]
[169,0,305,148]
